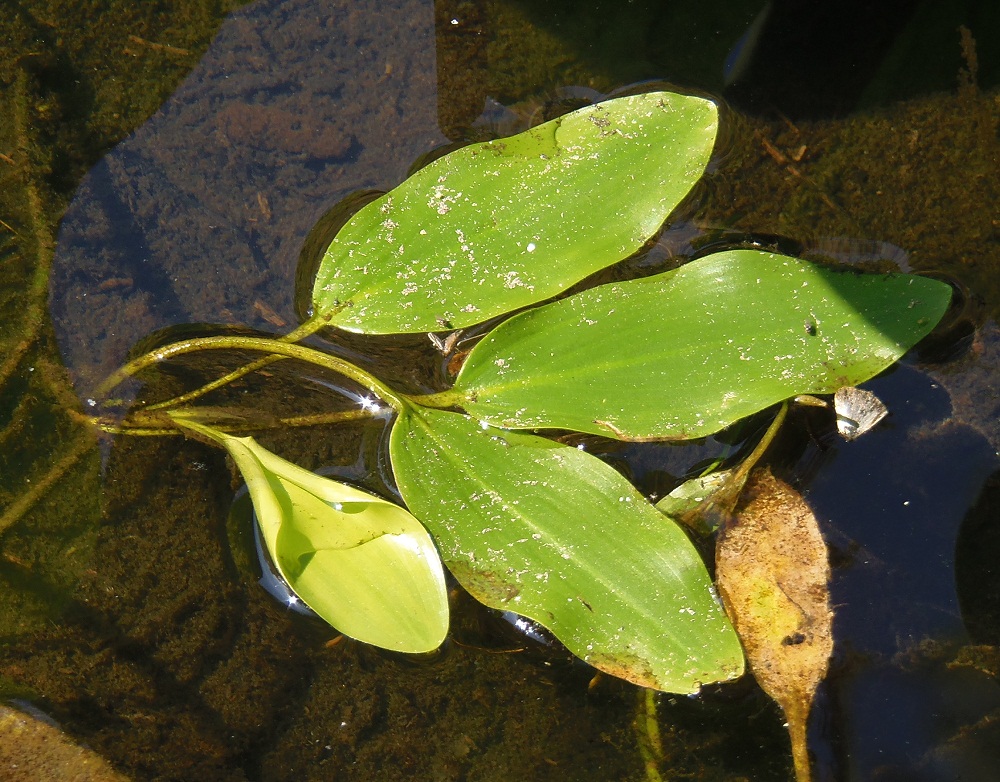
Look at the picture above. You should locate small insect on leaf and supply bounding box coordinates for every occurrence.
[834,386,888,440]
[716,469,833,782]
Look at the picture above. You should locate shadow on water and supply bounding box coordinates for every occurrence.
[1,0,999,779]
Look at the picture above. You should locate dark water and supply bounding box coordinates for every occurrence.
[2,1,999,780]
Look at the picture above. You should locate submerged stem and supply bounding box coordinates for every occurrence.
[0,432,94,539]
[98,334,406,413]
[633,688,664,782]
[730,400,788,488]
[84,407,377,436]
[0,69,54,392]
[139,315,329,411]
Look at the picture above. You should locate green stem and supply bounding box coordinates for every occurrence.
[0,68,54,392]
[633,688,664,782]
[677,401,789,531]
[97,334,406,413]
[729,400,788,488]
[84,407,376,436]
[407,389,465,409]
[0,432,94,540]
[140,315,328,411]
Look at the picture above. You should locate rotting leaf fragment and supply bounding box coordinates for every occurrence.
[716,469,833,782]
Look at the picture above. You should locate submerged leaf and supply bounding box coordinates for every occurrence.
[389,406,744,693]
[655,469,735,534]
[715,469,833,782]
[170,413,448,653]
[451,250,951,440]
[313,91,718,334]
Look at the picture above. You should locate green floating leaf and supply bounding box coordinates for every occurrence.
[389,406,744,693]
[170,413,448,653]
[451,251,952,440]
[313,91,718,334]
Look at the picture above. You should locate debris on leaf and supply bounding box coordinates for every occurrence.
[716,469,833,782]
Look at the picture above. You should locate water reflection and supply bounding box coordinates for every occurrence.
[50,0,446,397]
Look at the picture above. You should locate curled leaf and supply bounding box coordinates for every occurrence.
[170,412,449,653]
[715,470,833,782]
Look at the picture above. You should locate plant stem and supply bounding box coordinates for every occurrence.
[97,335,407,413]
[633,688,664,782]
[729,400,788,488]
[0,433,94,540]
[0,69,54,392]
[140,315,329,411]
[677,401,789,531]
[406,389,465,409]
[83,407,376,436]
[787,700,813,782]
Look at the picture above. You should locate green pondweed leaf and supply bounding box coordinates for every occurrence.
[389,406,744,693]
[450,251,952,440]
[169,412,448,653]
[655,469,735,534]
[313,91,718,334]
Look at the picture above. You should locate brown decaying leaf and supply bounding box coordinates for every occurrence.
[716,469,833,782]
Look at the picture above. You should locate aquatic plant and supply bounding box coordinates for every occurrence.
[91,91,950,707]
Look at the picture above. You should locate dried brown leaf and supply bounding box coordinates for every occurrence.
[716,469,833,782]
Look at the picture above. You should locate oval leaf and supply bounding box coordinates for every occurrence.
[313,91,718,334]
[451,251,952,439]
[389,406,744,693]
[170,413,449,653]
